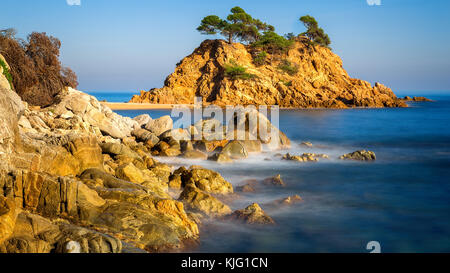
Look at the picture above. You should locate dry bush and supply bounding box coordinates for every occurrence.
[0,30,78,106]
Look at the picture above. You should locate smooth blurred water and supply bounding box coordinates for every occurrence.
[109,95,450,253]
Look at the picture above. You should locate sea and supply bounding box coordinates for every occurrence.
[87,91,450,253]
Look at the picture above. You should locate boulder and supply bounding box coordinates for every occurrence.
[339,150,376,161]
[133,114,152,127]
[182,150,208,160]
[115,163,146,184]
[181,168,233,195]
[100,142,138,159]
[229,203,275,225]
[132,128,159,145]
[208,153,233,163]
[178,185,231,217]
[220,140,248,160]
[145,115,173,137]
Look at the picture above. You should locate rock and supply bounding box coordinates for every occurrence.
[180,140,194,152]
[194,139,229,153]
[100,142,138,159]
[0,196,17,245]
[51,88,138,139]
[178,185,231,217]
[229,203,275,225]
[133,114,152,127]
[132,128,159,145]
[129,39,406,108]
[145,115,173,137]
[115,163,146,184]
[182,150,208,160]
[181,168,233,195]
[263,174,286,187]
[160,147,182,157]
[220,140,248,159]
[65,136,104,173]
[300,141,313,147]
[403,96,433,102]
[240,140,262,153]
[236,184,256,193]
[208,153,233,163]
[282,153,327,162]
[80,168,144,191]
[168,174,182,190]
[266,195,303,208]
[339,150,376,161]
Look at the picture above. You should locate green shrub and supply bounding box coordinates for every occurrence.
[278,60,298,76]
[0,58,13,89]
[224,61,256,80]
[281,80,292,87]
[253,51,268,66]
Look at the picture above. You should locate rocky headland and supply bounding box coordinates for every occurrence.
[130,38,406,108]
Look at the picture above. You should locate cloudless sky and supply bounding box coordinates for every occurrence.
[2,0,450,93]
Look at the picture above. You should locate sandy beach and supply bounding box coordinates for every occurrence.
[101,102,182,110]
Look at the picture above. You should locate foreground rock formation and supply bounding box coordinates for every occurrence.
[1,54,292,252]
[130,39,406,108]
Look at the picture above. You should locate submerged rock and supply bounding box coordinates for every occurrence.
[263,174,286,187]
[339,150,376,161]
[229,203,275,225]
[282,153,328,162]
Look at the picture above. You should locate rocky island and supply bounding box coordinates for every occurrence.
[130,8,405,108]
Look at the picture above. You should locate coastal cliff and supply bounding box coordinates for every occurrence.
[130,39,406,108]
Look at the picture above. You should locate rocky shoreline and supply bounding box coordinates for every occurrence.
[1,55,379,253]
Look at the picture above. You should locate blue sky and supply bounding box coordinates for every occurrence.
[2,0,450,93]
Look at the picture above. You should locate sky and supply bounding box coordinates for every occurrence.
[2,0,450,94]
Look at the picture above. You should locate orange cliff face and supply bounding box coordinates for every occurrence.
[130,38,407,108]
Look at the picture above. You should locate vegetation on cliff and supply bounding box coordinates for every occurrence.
[0,29,78,107]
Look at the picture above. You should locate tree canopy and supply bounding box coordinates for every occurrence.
[299,15,331,48]
[197,6,274,44]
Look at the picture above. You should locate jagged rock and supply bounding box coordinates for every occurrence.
[180,168,233,195]
[130,39,406,109]
[339,150,376,161]
[133,114,152,127]
[144,115,173,137]
[178,185,231,217]
[229,203,275,225]
[265,195,303,208]
[263,174,286,187]
[51,88,138,139]
[240,140,262,153]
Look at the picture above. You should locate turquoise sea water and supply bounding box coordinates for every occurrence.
[92,91,450,253]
